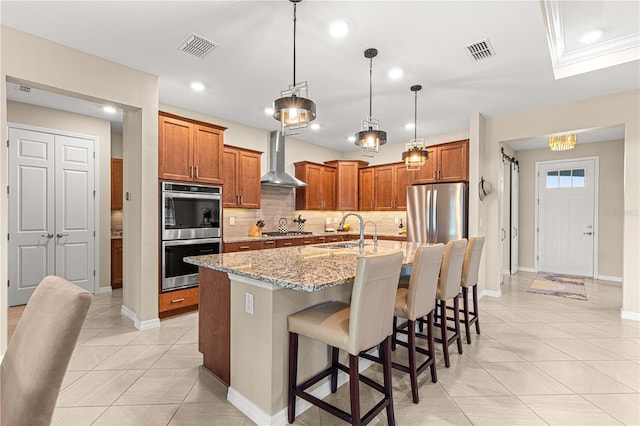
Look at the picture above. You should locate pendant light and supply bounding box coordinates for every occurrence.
[355,48,387,157]
[273,0,316,135]
[402,85,429,170]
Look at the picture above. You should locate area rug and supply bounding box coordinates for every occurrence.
[527,272,587,300]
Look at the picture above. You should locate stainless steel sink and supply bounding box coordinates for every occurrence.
[321,242,370,249]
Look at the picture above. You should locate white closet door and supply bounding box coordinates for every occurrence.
[8,128,56,306]
[510,163,519,274]
[55,134,95,293]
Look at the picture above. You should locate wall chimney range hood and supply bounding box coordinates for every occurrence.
[261,131,308,188]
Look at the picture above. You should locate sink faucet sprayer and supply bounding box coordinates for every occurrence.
[338,213,365,254]
[364,220,378,252]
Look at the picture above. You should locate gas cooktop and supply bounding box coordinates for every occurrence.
[261,231,313,236]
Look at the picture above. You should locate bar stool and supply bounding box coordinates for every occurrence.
[381,244,445,404]
[461,236,485,343]
[287,251,404,426]
[435,239,467,368]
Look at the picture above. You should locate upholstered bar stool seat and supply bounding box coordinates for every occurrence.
[366,244,444,404]
[434,239,467,368]
[460,236,485,343]
[288,251,404,426]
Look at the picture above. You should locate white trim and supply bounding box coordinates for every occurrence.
[97,286,113,294]
[535,156,600,277]
[621,310,640,321]
[518,266,537,273]
[480,289,501,298]
[595,274,623,283]
[227,352,377,426]
[228,273,284,291]
[120,305,160,330]
[502,269,511,275]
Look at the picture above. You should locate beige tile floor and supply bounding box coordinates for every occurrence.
[49,272,639,425]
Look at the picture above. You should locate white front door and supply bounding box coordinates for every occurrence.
[537,158,596,277]
[9,127,95,306]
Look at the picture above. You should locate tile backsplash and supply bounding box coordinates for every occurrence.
[223,187,406,238]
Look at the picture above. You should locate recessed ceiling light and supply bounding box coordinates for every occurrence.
[190,81,205,91]
[388,68,404,79]
[311,123,320,130]
[579,28,604,44]
[405,123,415,130]
[264,107,275,115]
[347,136,356,143]
[329,20,349,38]
[103,106,116,114]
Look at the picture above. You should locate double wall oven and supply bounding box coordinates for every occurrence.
[161,182,222,292]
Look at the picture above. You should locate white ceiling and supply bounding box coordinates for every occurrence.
[2,1,639,152]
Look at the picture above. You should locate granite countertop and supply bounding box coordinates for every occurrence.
[224,232,406,244]
[184,240,423,292]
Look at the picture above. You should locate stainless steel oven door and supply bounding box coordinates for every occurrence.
[162,238,221,292]
[163,188,222,240]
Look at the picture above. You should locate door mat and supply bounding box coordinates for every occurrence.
[527,273,587,300]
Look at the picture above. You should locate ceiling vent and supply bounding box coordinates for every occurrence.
[17,85,32,93]
[464,38,495,61]
[178,33,219,58]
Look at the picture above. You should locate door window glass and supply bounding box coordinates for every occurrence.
[546,168,586,189]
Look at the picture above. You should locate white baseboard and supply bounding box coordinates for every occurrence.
[621,310,640,321]
[227,352,377,426]
[97,286,112,294]
[518,267,537,273]
[120,305,160,330]
[502,269,510,275]
[479,289,501,298]
[595,274,623,283]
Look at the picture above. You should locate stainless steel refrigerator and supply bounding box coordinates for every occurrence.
[406,183,468,244]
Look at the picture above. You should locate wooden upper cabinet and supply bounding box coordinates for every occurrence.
[222,145,262,209]
[294,162,336,210]
[413,140,469,184]
[325,160,368,211]
[111,158,123,210]
[359,167,375,211]
[372,163,408,211]
[158,112,226,184]
[394,165,412,210]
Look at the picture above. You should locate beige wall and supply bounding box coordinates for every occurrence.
[483,90,639,319]
[111,128,123,158]
[515,140,624,278]
[1,25,159,350]
[6,101,113,289]
[501,145,516,274]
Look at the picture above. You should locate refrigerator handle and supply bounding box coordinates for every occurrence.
[432,189,438,243]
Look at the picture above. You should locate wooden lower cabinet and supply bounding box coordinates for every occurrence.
[111,239,123,289]
[224,241,261,253]
[159,287,199,318]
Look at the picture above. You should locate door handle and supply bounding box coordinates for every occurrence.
[501,228,506,242]
[41,233,54,238]
[583,231,593,235]
[195,166,198,179]
[513,227,518,238]
[56,233,70,238]
[189,165,194,178]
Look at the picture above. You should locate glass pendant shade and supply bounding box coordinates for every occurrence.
[402,84,428,170]
[355,48,386,156]
[273,0,316,135]
[549,133,577,151]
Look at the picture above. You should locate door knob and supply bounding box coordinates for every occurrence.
[56,233,70,238]
[41,233,54,238]
[583,231,593,235]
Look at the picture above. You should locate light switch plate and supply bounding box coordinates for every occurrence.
[230,217,235,226]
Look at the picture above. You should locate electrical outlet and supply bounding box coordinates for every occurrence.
[245,292,254,315]
[394,217,399,225]
[230,217,235,226]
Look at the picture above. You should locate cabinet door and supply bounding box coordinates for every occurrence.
[111,239,123,288]
[322,167,336,210]
[159,115,193,181]
[394,165,412,210]
[359,168,375,210]
[412,147,438,184]
[111,158,123,210]
[193,125,223,184]
[334,162,359,211]
[224,241,261,252]
[373,165,394,210]
[238,150,261,208]
[222,148,239,207]
[438,141,468,182]
[295,163,323,210]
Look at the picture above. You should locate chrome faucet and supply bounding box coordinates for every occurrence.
[364,220,378,251]
[339,213,365,254]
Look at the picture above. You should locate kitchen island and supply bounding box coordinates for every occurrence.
[185,240,422,425]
